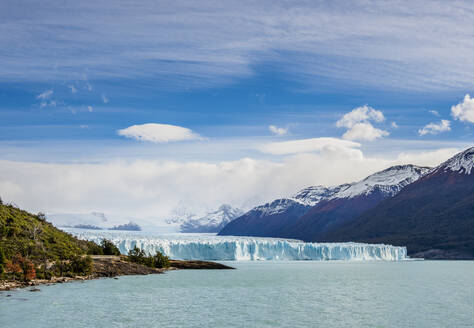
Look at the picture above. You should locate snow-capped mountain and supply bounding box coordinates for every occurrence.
[284,165,430,241]
[217,184,348,237]
[323,147,474,259]
[333,164,431,199]
[237,164,429,222]
[219,164,430,238]
[292,185,351,206]
[165,207,198,225]
[432,146,473,175]
[180,205,244,233]
[248,185,344,218]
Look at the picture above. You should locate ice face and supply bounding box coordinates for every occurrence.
[67,229,407,261]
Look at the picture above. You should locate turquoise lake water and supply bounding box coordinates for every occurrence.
[1,261,473,327]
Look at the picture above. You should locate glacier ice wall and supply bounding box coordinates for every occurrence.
[66,229,407,261]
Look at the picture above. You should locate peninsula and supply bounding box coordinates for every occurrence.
[0,201,232,291]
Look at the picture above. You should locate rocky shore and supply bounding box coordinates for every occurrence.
[0,255,233,291]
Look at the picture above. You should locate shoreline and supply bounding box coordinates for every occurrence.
[0,255,234,292]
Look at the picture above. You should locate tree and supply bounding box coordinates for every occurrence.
[0,247,6,276]
[153,251,170,269]
[29,223,43,241]
[69,255,93,276]
[7,255,36,281]
[20,257,36,281]
[128,246,146,264]
[100,239,120,256]
[127,247,170,268]
[6,260,22,280]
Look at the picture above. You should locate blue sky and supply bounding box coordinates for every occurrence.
[0,0,473,222]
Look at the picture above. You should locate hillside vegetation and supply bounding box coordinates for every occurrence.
[0,203,96,260]
[0,201,117,281]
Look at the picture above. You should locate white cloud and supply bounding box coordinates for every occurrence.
[336,105,389,141]
[429,110,440,116]
[451,94,474,123]
[102,94,109,104]
[258,137,361,156]
[336,105,385,129]
[0,147,460,222]
[394,148,459,167]
[87,106,93,112]
[268,125,288,136]
[391,122,398,129]
[342,122,390,141]
[117,123,202,143]
[418,120,451,136]
[37,89,53,100]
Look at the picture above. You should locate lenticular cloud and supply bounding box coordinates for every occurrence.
[118,123,202,143]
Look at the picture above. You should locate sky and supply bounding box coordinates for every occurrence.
[0,0,473,224]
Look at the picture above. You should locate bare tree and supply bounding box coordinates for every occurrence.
[29,223,43,242]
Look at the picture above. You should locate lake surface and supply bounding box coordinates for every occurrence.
[1,261,473,327]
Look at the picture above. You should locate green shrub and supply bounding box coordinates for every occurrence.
[153,251,170,268]
[87,243,104,255]
[52,255,93,277]
[100,239,120,255]
[127,246,170,268]
[0,247,5,276]
[128,246,146,264]
[35,265,53,280]
[69,255,93,276]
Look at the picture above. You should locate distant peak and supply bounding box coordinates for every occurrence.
[437,147,474,175]
[217,204,233,212]
[292,185,346,206]
[334,164,430,199]
[369,164,431,175]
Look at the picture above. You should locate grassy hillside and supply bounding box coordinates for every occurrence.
[0,201,102,280]
[0,203,96,260]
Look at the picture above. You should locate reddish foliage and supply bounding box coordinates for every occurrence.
[6,254,36,281]
[6,261,22,274]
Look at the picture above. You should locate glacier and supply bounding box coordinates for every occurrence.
[66,229,407,261]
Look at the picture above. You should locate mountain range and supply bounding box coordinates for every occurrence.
[322,147,473,259]
[219,147,474,259]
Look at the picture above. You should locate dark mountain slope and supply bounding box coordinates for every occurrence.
[218,199,309,237]
[284,189,389,241]
[219,185,350,237]
[284,165,430,241]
